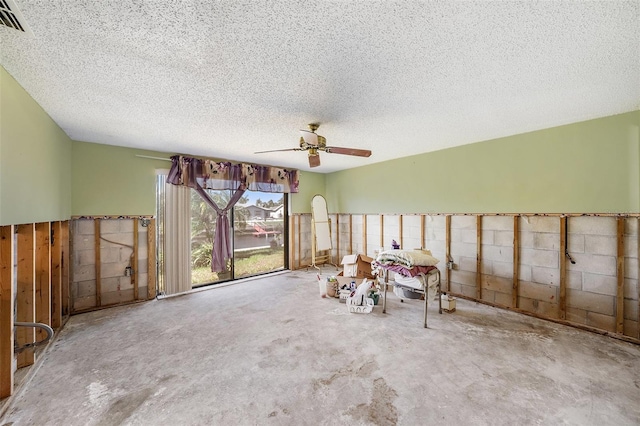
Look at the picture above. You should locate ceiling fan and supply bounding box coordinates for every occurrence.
[254,123,372,168]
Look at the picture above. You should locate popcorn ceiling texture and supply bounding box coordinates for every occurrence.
[0,1,638,172]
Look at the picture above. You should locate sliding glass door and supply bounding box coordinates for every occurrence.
[158,175,287,290]
[233,192,285,279]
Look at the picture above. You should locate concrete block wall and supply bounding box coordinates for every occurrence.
[291,213,640,342]
[71,218,149,312]
[481,216,514,307]
[519,216,561,319]
[449,216,478,298]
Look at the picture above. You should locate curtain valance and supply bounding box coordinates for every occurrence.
[166,155,299,193]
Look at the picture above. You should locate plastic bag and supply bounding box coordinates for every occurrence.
[317,274,327,298]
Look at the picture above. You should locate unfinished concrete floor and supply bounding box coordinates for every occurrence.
[2,270,640,425]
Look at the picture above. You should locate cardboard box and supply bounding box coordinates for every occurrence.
[340,254,374,279]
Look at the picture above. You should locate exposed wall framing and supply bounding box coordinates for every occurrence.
[0,221,70,399]
[70,216,156,313]
[289,212,640,344]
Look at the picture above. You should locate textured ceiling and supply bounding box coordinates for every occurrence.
[1,1,638,173]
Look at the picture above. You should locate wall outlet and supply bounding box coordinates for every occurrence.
[124,266,132,276]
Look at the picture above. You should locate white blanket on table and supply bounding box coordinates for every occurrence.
[394,271,439,300]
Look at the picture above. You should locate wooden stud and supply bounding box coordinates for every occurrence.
[638,218,640,340]
[147,219,157,299]
[379,214,384,250]
[61,221,70,317]
[288,215,294,269]
[297,215,301,269]
[0,225,15,398]
[133,218,139,300]
[420,214,425,249]
[94,219,101,307]
[335,214,340,266]
[363,214,367,256]
[559,216,567,319]
[476,215,482,300]
[348,215,353,255]
[445,215,451,293]
[51,222,63,329]
[35,222,51,341]
[513,215,520,309]
[616,217,625,334]
[399,215,403,249]
[16,224,35,368]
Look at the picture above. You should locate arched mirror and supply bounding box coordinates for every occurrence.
[310,194,333,269]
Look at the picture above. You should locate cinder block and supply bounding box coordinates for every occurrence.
[450,270,476,286]
[450,215,476,229]
[73,296,96,311]
[451,229,476,244]
[566,307,587,324]
[459,256,477,272]
[519,281,558,302]
[534,233,559,251]
[623,278,638,300]
[625,217,638,235]
[101,262,129,279]
[138,285,148,300]
[102,289,135,306]
[119,276,133,290]
[100,233,134,248]
[480,259,493,275]
[582,272,617,296]
[76,280,96,298]
[481,230,495,245]
[73,235,96,251]
[519,265,532,282]
[491,261,513,278]
[586,311,616,332]
[481,274,513,294]
[566,271,583,290]
[566,289,614,316]
[494,231,515,247]
[99,219,122,235]
[483,216,513,231]
[519,231,535,249]
[75,219,95,235]
[74,249,95,267]
[137,260,148,274]
[520,248,559,268]
[624,298,638,320]
[624,235,638,258]
[494,291,513,308]
[584,235,617,256]
[73,264,96,282]
[426,215,445,229]
[480,289,496,304]
[101,277,121,293]
[456,283,477,298]
[566,253,616,276]
[531,266,560,286]
[450,241,477,258]
[623,320,638,338]
[624,257,638,280]
[483,245,513,263]
[518,297,559,318]
[568,235,585,253]
[569,216,616,236]
[519,216,558,233]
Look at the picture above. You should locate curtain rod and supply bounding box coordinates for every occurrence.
[135,154,172,162]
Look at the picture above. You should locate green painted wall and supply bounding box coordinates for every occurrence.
[325,111,640,214]
[72,141,325,215]
[291,171,326,214]
[72,142,171,216]
[0,67,72,226]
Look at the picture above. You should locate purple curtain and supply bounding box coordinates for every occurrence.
[193,183,246,272]
[167,155,298,273]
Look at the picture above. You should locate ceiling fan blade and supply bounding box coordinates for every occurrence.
[324,146,372,157]
[254,148,303,154]
[308,153,321,168]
